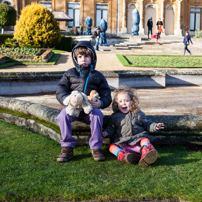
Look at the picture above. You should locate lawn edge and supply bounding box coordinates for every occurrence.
[116,54,202,68]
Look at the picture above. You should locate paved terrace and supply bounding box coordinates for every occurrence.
[1,35,202,73]
[1,35,202,116]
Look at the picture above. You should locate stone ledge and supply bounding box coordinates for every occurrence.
[1,112,202,146]
[2,69,202,80]
[0,96,202,145]
[2,69,202,96]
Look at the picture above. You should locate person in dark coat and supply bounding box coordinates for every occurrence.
[56,41,112,162]
[94,26,101,51]
[147,17,153,39]
[73,26,78,35]
[156,18,163,31]
[183,31,193,55]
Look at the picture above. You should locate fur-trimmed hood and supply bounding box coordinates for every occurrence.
[71,40,97,72]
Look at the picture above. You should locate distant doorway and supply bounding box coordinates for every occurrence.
[145,6,156,35]
[127,4,136,34]
[165,5,174,35]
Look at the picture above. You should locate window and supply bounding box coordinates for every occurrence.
[68,3,80,27]
[96,4,108,27]
[39,1,52,11]
[190,7,201,31]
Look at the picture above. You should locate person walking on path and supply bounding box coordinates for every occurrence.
[151,30,161,43]
[56,40,112,162]
[147,17,153,39]
[74,26,78,35]
[102,86,164,166]
[156,18,163,32]
[183,31,193,55]
[94,26,101,51]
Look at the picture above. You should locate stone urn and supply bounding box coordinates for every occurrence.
[132,8,140,35]
[85,17,92,35]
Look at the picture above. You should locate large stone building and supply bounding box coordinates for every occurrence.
[2,0,202,35]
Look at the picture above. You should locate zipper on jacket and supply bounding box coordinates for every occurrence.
[83,65,93,94]
[76,64,82,77]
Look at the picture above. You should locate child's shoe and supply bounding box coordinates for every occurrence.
[57,146,74,162]
[118,150,140,165]
[91,149,105,161]
[138,143,158,166]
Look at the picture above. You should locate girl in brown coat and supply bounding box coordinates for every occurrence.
[103,86,164,166]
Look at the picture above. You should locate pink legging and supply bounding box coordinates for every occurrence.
[121,143,141,153]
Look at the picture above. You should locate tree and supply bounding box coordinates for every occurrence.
[0,3,16,34]
[14,3,61,48]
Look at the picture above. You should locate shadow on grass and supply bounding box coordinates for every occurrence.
[72,147,117,162]
[154,145,200,166]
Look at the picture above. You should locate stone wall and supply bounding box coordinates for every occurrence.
[1,69,202,96]
[0,96,202,145]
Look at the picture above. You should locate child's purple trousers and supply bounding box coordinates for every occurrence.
[57,108,104,149]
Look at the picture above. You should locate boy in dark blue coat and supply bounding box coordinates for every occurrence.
[56,41,112,162]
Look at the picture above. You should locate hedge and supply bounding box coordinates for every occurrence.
[54,36,72,52]
[0,33,13,45]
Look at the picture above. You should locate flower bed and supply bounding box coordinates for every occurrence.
[0,47,53,63]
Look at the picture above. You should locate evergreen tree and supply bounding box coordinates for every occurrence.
[0,4,16,34]
[14,3,61,48]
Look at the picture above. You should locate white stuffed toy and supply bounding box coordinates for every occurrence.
[63,90,93,117]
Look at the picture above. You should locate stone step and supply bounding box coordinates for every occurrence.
[115,47,132,50]
[114,44,129,47]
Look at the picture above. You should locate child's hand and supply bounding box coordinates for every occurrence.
[156,123,165,131]
[89,100,102,108]
[102,131,108,137]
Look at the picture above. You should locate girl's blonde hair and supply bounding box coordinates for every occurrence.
[112,86,139,113]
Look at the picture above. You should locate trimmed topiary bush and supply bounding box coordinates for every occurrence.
[14,3,61,48]
[0,4,16,34]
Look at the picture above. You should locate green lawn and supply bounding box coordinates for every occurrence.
[1,120,202,202]
[117,54,202,68]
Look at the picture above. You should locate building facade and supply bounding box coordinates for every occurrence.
[2,0,202,35]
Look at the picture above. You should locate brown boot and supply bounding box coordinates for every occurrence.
[57,146,74,162]
[91,149,105,161]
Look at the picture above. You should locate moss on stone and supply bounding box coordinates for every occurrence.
[0,108,60,133]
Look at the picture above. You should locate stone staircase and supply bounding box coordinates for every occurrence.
[98,36,202,55]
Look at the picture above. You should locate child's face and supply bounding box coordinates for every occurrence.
[117,93,131,114]
[77,54,91,67]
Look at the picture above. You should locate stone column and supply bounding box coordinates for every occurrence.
[23,0,26,8]
[175,0,182,36]
[121,0,127,33]
[161,0,165,35]
[14,0,19,20]
[117,0,120,33]
[80,0,84,25]
[108,0,112,33]
[52,0,56,11]
[64,0,67,28]
[139,0,144,35]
